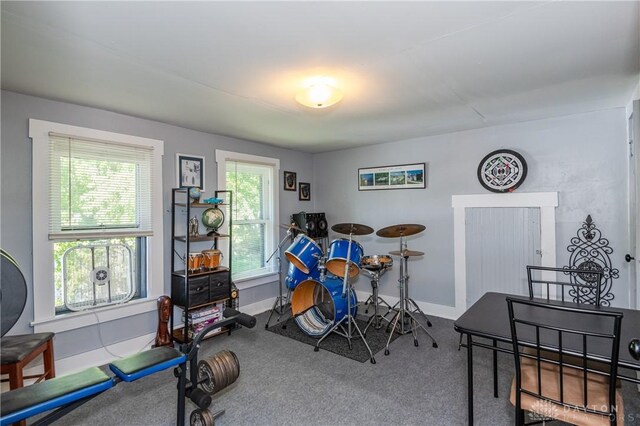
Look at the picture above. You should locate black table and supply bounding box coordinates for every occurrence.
[453,292,640,425]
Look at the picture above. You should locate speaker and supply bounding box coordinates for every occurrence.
[291,212,327,239]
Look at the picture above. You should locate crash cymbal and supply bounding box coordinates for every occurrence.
[389,249,425,257]
[376,224,425,238]
[280,223,305,233]
[331,222,374,235]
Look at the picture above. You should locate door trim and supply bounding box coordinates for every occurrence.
[452,192,558,317]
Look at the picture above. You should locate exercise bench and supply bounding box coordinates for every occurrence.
[0,308,256,426]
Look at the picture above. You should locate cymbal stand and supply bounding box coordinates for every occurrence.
[362,267,393,334]
[264,230,293,329]
[313,231,376,364]
[384,235,438,355]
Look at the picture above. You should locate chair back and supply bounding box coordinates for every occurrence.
[507,297,623,425]
[526,265,603,305]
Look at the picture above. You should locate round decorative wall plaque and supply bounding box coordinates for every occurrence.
[477,149,527,193]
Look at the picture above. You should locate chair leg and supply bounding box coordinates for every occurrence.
[8,363,24,390]
[44,337,56,380]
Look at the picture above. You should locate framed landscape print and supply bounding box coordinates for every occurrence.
[176,153,205,190]
[358,163,426,191]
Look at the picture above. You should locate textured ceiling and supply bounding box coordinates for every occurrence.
[2,1,639,153]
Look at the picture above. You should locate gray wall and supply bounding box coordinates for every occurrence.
[313,108,631,309]
[1,90,313,358]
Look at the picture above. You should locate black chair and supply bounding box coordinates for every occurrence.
[506,297,623,426]
[526,265,604,305]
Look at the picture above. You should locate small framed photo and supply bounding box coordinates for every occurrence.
[176,153,205,190]
[284,171,297,191]
[299,182,311,201]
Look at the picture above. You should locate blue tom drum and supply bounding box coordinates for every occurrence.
[291,275,357,337]
[284,234,322,274]
[325,238,363,278]
[285,261,320,291]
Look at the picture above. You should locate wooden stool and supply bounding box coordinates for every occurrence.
[1,332,55,390]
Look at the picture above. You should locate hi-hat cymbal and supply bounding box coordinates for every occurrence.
[389,249,425,257]
[280,223,305,233]
[376,224,425,238]
[331,222,374,235]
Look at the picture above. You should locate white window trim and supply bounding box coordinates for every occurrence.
[29,119,164,333]
[215,150,280,289]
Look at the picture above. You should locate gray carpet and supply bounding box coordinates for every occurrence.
[35,311,640,425]
[265,315,401,363]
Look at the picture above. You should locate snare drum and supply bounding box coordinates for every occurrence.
[284,234,323,274]
[188,253,204,272]
[201,249,223,269]
[285,261,321,291]
[290,275,357,337]
[361,255,393,272]
[325,239,363,278]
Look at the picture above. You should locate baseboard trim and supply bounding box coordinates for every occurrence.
[354,290,458,320]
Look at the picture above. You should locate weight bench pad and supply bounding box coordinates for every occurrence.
[0,367,114,426]
[109,346,186,382]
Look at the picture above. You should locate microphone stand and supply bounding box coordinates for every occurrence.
[264,229,293,329]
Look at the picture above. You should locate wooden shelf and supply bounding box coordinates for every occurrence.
[174,234,230,242]
[172,325,230,344]
[172,267,229,279]
[175,202,228,208]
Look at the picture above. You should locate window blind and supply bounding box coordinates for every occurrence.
[48,133,154,240]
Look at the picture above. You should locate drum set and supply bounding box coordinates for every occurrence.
[265,221,438,363]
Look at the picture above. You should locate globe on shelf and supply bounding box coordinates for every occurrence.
[202,206,224,236]
[188,187,202,203]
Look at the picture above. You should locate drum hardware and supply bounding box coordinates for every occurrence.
[376,224,438,355]
[264,225,299,329]
[313,223,376,364]
[360,256,394,334]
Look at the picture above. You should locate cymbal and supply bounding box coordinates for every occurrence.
[376,224,425,238]
[280,223,305,233]
[331,222,374,235]
[389,249,424,257]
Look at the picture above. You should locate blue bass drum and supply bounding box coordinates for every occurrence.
[290,275,357,337]
[284,234,322,274]
[325,238,363,278]
[285,261,321,291]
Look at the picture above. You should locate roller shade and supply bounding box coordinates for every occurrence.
[48,133,154,240]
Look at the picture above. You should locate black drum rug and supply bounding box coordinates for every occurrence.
[266,315,400,363]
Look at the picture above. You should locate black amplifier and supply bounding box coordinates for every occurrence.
[291,212,328,239]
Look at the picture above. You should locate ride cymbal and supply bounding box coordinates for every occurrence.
[331,222,374,235]
[376,224,425,238]
[389,249,425,257]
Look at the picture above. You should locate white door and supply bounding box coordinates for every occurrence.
[465,207,541,307]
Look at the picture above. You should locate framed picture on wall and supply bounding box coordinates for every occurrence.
[358,162,426,191]
[284,171,297,191]
[299,182,311,201]
[176,153,205,190]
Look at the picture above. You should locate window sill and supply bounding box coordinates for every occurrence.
[31,298,158,334]
[233,271,279,290]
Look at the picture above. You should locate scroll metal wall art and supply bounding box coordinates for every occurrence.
[358,163,426,191]
[564,215,619,306]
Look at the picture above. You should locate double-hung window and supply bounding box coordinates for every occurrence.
[216,150,279,285]
[30,120,164,331]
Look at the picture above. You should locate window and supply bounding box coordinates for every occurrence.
[216,150,279,284]
[30,120,164,332]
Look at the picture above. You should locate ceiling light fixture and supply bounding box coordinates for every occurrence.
[295,76,343,109]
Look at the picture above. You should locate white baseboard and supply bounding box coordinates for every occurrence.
[239,297,278,316]
[354,290,458,320]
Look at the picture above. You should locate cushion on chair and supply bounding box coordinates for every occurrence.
[0,333,54,363]
[0,367,114,425]
[109,346,185,382]
[509,356,624,426]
